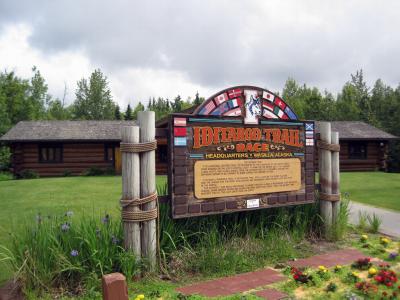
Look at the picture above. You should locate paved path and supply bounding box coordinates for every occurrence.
[349,201,400,238]
[176,249,364,299]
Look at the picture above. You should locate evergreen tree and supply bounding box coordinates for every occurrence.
[73,69,116,120]
[125,104,133,120]
[114,105,121,120]
[132,102,145,119]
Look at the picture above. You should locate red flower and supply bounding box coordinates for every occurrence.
[387,282,393,287]
[294,274,299,280]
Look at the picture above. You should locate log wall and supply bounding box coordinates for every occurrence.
[315,140,385,171]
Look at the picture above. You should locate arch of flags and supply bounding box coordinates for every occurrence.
[193,86,298,121]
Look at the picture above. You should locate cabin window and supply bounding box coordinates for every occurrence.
[157,145,168,163]
[39,144,63,163]
[104,144,115,162]
[348,142,367,159]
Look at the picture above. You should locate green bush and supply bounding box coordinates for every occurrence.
[83,167,104,176]
[104,167,116,176]
[0,146,11,171]
[0,212,139,293]
[62,169,72,177]
[18,169,39,179]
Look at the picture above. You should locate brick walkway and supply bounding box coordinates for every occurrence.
[288,249,365,269]
[176,248,365,298]
[176,268,285,297]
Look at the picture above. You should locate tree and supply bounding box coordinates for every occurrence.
[172,95,183,112]
[28,66,48,120]
[114,105,121,120]
[132,102,145,119]
[125,104,133,120]
[73,69,116,120]
[46,99,71,120]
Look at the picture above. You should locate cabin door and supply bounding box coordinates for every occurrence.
[115,147,122,174]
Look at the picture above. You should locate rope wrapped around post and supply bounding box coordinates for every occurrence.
[317,138,341,204]
[120,140,157,153]
[120,192,158,222]
[120,140,159,223]
[319,192,340,202]
[317,140,340,152]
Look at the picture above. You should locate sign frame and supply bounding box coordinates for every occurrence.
[168,113,315,219]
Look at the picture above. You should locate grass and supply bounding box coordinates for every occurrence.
[341,172,400,211]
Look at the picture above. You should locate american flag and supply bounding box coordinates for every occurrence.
[274,97,287,110]
[228,88,242,98]
[199,100,216,115]
[262,91,275,102]
[214,93,229,105]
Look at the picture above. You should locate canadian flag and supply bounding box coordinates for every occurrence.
[274,97,287,110]
[228,89,242,98]
[262,91,275,102]
[214,93,228,105]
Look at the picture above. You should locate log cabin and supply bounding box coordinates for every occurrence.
[0,119,397,177]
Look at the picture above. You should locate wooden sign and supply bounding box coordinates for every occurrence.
[168,86,315,218]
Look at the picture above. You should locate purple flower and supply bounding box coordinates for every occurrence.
[102,214,110,224]
[65,211,74,217]
[61,222,70,232]
[70,249,79,257]
[111,235,120,245]
[389,252,398,260]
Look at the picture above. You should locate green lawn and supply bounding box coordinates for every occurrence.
[341,172,400,211]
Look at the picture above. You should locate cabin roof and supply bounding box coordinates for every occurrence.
[0,119,397,142]
[0,120,137,142]
[316,121,397,140]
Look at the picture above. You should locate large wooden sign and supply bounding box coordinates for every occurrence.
[168,86,315,218]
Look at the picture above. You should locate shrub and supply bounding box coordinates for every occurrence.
[18,169,39,179]
[0,146,11,171]
[83,167,104,176]
[0,212,140,293]
[367,213,382,233]
[104,167,116,176]
[62,169,72,177]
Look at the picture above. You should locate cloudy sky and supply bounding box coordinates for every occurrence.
[0,0,399,107]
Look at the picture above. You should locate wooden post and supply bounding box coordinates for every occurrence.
[319,122,333,230]
[121,126,141,258]
[331,131,340,223]
[138,111,157,271]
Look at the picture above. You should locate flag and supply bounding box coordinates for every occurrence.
[174,118,186,126]
[227,98,242,109]
[306,138,314,146]
[199,100,216,115]
[228,88,242,98]
[214,93,229,105]
[263,110,278,119]
[174,137,187,146]
[284,106,297,120]
[305,123,314,131]
[274,97,287,110]
[263,101,274,111]
[306,131,314,138]
[211,102,229,115]
[174,127,187,137]
[281,113,289,120]
[273,106,285,118]
[224,107,242,116]
[262,91,275,102]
